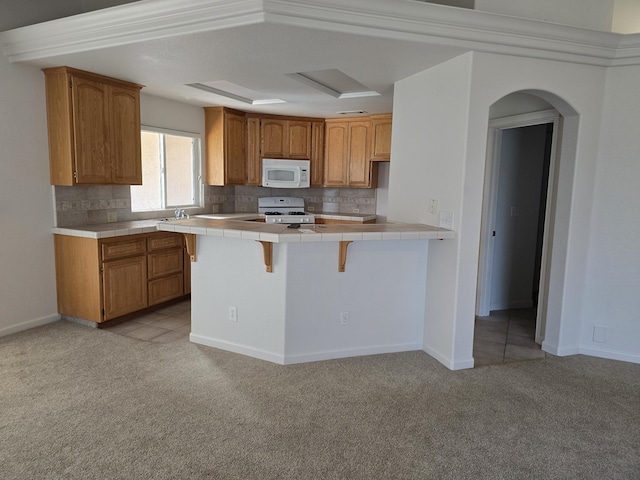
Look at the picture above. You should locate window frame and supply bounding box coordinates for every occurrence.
[132,126,203,212]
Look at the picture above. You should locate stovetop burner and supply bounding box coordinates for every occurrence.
[258,197,316,224]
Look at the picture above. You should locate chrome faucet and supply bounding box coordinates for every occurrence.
[175,208,186,219]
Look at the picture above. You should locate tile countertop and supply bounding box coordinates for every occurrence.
[51,217,455,242]
[195,212,378,222]
[157,217,455,242]
[52,219,164,239]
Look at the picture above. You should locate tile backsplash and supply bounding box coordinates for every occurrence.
[233,186,376,216]
[54,184,377,227]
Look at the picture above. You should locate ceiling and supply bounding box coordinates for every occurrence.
[0,0,635,118]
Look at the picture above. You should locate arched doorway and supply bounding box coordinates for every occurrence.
[474,91,577,366]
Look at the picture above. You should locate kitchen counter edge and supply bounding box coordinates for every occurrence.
[52,218,455,242]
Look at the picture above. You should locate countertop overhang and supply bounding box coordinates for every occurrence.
[52,217,455,241]
[157,217,454,242]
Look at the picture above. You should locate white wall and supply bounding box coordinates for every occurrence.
[140,93,204,135]
[612,0,640,33]
[390,51,608,368]
[189,236,427,364]
[389,53,474,369]
[0,56,59,336]
[475,0,615,31]
[580,65,640,363]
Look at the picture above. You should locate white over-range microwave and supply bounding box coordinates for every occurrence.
[261,158,310,188]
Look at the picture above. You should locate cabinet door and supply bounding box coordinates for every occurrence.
[224,111,246,184]
[261,119,287,158]
[287,121,311,159]
[149,273,184,306]
[310,121,324,186]
[72,76,111,183]
[246,117,261,185]
[347,121,373,187]
[102,255,148,320]
[324,122,349,186]
[110,85,142,184]
[371,115,392,161]
[148,248,184,280]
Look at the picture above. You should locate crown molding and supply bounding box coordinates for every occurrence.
[611,33,640,66]
[0,0,638,67]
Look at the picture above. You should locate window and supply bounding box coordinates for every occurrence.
[130,127,202,212]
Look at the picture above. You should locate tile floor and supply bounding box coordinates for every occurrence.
[103,298,191,343]
[104,300,545,365]
[473,308,547,367]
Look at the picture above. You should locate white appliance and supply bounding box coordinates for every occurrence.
[258,197,315,224]
[261,159,310,188]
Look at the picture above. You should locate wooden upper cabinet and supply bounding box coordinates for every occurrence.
[310,120,325,186]
[287,121,312,159]
[261,119,287,158]
[204,106,246,185]
[261,119,311,160]
[324,118,377,188]
[347,120,373,187]
[43,66,143,186]
[324,122,349,186]
[110,86,143,183]
[246,116,261,186]
[370,114,392,161]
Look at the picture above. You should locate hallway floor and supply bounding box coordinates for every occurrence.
[473,308,547,367]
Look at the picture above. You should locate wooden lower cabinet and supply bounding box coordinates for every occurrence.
[149,273,184,306]
[103,255,148,320]
[54,231,189,324]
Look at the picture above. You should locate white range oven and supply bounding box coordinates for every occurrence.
[258,197,315,224]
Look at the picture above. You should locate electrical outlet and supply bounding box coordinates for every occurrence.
[307,206,315,212]
[212,204,220,213]
[340,312,349,325]
[352,208,360,214]
[428,199,438,215]
[107,211,117,223]
[228,306,238,322]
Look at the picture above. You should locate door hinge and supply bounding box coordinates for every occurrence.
[101,308,105,317]
[73,171,78,180]
[69,80,72,89]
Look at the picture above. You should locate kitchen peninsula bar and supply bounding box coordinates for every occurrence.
[158,217,454,365]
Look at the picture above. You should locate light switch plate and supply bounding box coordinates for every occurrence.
[107,211,117,223]
[439,211,454,230]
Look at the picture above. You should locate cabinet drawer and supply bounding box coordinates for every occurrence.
[148,234,183,252]
[101,237,146,261]
[148,248,184,280]
[148,273,184,306]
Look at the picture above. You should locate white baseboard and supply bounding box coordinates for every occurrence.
[190,334,422,365]
[422,344,474,370]
[541,340,580,356]
[578,346,640,365]
[283,343,422,365]
[0,314,60,338]
[189,333,285,364]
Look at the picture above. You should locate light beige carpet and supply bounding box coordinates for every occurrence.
[1,320,639,479]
